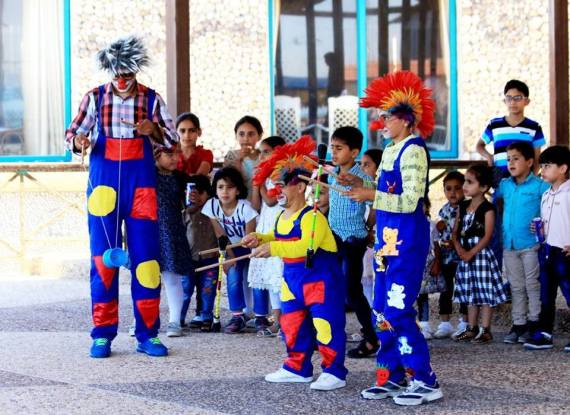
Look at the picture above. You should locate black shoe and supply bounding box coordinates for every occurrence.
[347,340,379,358]
[524,332,553,350]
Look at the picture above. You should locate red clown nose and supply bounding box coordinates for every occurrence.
[116,78,128,90]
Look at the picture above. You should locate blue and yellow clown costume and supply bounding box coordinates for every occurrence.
[252,137,348,386]
[66,36,178,358]
[359,72,441,402]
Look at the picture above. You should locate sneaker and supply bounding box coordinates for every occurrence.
[254,316,271,332]
[433,322,454,339]
[524,332,554,350]
[128,319,136,337]
[224,315,246,334]
[472,328,493,344]
[90,338,111,358]
[246,317,256,329]
[361,380,407,400]
[310,373,346,391]
[454,326,478,342]
[188,315,203,330]
[265,367,312,383]
[166,322,183,337]
[517,331,531,344]
[258,321,280,338]
[419,321,433,340]
[451,320,468,340]
[393,379,443,406]
[347,340,379,358]
[137,337,168,357]
[503,326,520,344]
[200,320,214,332]
[564,342,570,353]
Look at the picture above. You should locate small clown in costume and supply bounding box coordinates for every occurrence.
[65,36,178,358]
[242,136,348,391]
[342,71,443,405]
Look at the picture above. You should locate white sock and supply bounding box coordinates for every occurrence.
[161,271,184,324]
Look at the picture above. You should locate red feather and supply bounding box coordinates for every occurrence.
[360,71,436,139]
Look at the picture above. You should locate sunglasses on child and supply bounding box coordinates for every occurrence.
[504,95,526,103]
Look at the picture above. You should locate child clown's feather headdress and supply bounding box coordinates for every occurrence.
[360,71,436,139]
[253,135,317,196]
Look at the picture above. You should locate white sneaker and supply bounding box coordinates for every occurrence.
[419,321,433,340]
[393,379,443,406]
[128,319,136,337]
[361,380,407,400]
[347,332,364,343]
[310,373,346,391]
[451,320,468,340]
[265,368,313,383]
[433,322,454,339]
[166,322,183,337]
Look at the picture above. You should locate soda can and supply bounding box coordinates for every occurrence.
[185,182,195,206]
[533,217,544,243]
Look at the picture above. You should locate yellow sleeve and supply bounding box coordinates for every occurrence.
[269,211,336,258]
[256,231,276,244]
[373,144,428,213]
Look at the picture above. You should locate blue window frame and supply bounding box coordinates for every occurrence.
[268,0,458,159]
[0,0,71,162]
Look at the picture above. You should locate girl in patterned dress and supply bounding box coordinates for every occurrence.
[452,165,508,344]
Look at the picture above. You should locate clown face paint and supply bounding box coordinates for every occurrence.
[277,193,288,207]
[113,78,135,93]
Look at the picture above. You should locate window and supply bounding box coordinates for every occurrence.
[0,0,69,160]
[270,0,458,158]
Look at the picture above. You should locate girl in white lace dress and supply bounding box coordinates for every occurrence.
[248,136,286,336]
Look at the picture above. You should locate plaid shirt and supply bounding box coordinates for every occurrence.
[438,201,460,264]
[65,82,177,152]
[328,163,372,241]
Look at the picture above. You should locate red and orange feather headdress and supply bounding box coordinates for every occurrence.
[253,135,316,196]
[360,71,436,139]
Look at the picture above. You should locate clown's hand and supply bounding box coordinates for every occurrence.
[252,243,271,258]
[347,187,375,203]
[242,233,260,249]
[74,134,91,151]
[337,172,363,188]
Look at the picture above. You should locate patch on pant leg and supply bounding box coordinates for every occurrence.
[93,256,116,290]
[378,227,402,256]
[284,351,305,372]
[302,281,324,306]
[136,298,160,329]
[280,310,306,349]
[313,317,332,345]
[105,137,144,161]
[88,185,116,216]
[93,300,118,327]
[376,364,390,386]
[387,283,406,309]
[136,260,161,289]
[374,311,394,332]
[280,279,295,302]
[398,336,412,355]
[318,345,337,368]
[130,187,158,220]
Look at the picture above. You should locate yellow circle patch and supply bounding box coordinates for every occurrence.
[313,317,332,345]
[136,260,161,289]
[280,279,296,302]
[88,185,117,217]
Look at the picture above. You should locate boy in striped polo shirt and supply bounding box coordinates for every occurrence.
[476,79,546,186]
[328,126,378,359]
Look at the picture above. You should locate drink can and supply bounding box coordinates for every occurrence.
[533,217,544,243]
[185,183,195,206]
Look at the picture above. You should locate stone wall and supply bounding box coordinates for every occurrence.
[70,0,167,116]
[188,0,270,160]
[456,0,551,159]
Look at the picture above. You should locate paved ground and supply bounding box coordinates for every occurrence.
[1,274,570,415]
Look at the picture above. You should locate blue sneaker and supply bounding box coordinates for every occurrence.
[523,332,553,350]
[90,338,111,358]
[137,337,168,357]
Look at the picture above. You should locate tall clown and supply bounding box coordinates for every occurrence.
[342,71,443,405]
[242,136,348,391]
[66,36,178,358]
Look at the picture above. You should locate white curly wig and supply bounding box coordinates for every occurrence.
[97,35,150,76]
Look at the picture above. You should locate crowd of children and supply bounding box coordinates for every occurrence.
[75,58,570,406]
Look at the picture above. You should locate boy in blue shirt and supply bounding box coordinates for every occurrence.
[476,79,546,184]
[495,142,549,344]
[328,126,377,358]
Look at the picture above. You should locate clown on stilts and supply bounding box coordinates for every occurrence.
[339,71,443,405]
[242,136,348,391]
[65,36,178,358]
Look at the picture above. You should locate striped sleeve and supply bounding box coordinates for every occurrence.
[532,123,546,147]
[65,90,97,152]
[481,121,493,145]
[153,92,179,148]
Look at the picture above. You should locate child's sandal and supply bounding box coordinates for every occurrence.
[347,340,379,358]
[454,326,478,342]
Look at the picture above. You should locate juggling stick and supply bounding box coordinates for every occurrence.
[298,174,347,194]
